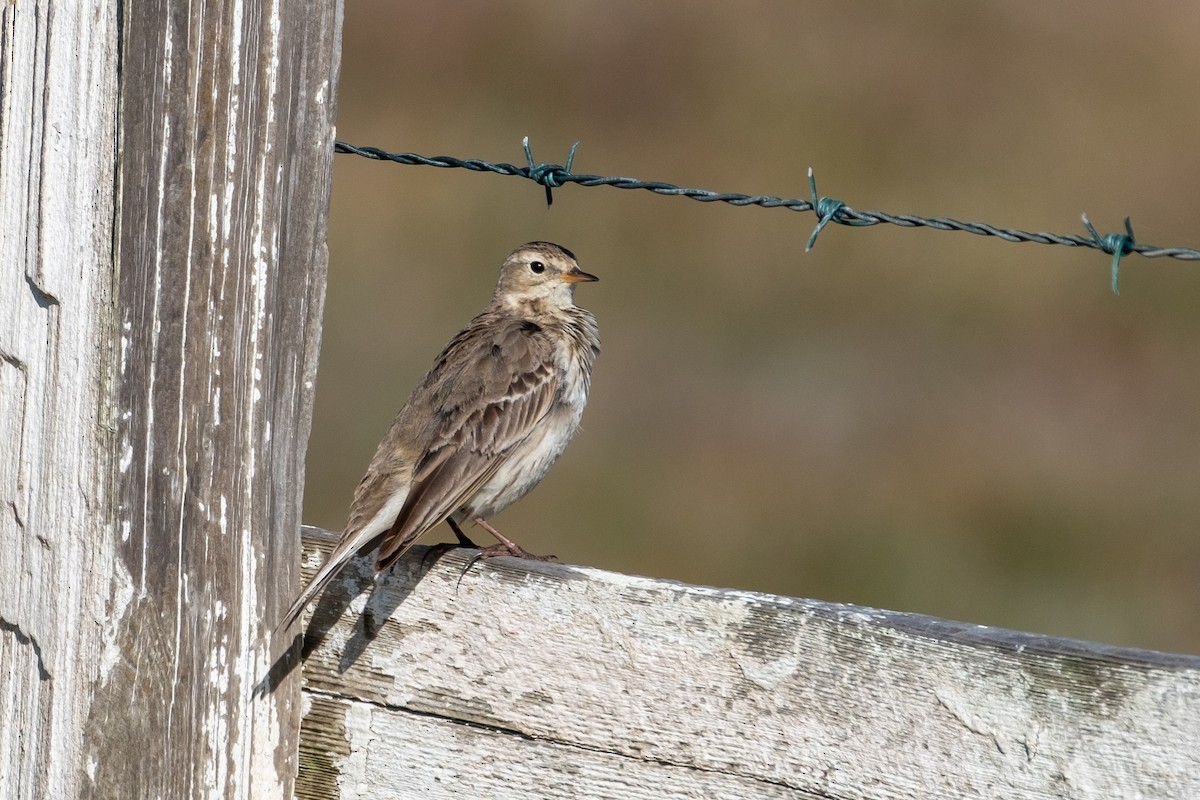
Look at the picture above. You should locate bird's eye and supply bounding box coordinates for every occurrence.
[529,260,546,274]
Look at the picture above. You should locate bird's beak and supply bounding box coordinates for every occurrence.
[561,267,599,283]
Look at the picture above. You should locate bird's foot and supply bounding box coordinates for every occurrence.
[476,542,557,562]
[420,540,468,572]
[472,516,557,561]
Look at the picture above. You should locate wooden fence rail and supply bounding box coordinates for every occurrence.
[294,526,1200,800]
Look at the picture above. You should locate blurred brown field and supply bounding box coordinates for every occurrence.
[304,2,1200,653]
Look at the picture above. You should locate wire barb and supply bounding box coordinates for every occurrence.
[332,139,1200,287]
[1082,214,1136,295]
[522,137,579,206]
[805,168,873,252]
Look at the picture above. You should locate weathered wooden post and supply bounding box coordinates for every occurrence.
[0,2,341,797]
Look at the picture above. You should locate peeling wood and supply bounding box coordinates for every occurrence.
[0,1,340,798]
[296,526,1200,800]
[82,2,341,798]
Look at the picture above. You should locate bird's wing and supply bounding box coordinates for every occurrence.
[373,319,559,569]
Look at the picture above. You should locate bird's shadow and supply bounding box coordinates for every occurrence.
[256,543,466,698]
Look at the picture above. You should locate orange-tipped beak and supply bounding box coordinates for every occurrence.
[561,267,599,283]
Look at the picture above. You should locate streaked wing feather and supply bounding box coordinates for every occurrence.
[374,320,559,568]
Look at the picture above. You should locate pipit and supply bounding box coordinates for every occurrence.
[280,242,600,629]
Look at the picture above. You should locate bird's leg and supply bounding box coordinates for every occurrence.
[445,517,480,548]
[472,516,557,562]
[419,518,482,572]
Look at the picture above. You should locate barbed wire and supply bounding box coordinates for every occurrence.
[334,137,1200,294]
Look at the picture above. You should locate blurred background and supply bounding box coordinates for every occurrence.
[305,2,1200,654]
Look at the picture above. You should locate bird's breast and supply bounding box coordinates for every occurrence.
[461,315,596,520]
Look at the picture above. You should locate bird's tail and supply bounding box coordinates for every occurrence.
[275,525,386,634]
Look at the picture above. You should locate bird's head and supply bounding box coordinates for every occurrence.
[494,242,598,309]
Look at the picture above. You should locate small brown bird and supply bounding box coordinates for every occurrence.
[281,242,600,629]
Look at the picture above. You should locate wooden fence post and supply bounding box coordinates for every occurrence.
[0,2,341,797]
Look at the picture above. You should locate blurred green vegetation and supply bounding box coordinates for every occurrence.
[304,2,1200,653]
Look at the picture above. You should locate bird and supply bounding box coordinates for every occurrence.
[280,242,600,630]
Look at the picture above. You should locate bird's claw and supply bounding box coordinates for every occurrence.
[478,542,557,562]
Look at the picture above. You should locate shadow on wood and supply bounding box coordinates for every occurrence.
[295,525,1200,799]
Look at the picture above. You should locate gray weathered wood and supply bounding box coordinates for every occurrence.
[0,3,120,798]
[296,525,1200,800]
[0,2,341,798]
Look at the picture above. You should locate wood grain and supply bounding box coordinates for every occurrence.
[297,526,1200,799]
[0,2,340,797]
[0,3,120,797]
[85,3,341,797]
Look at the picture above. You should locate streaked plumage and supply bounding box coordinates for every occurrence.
[280,242,599,629]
